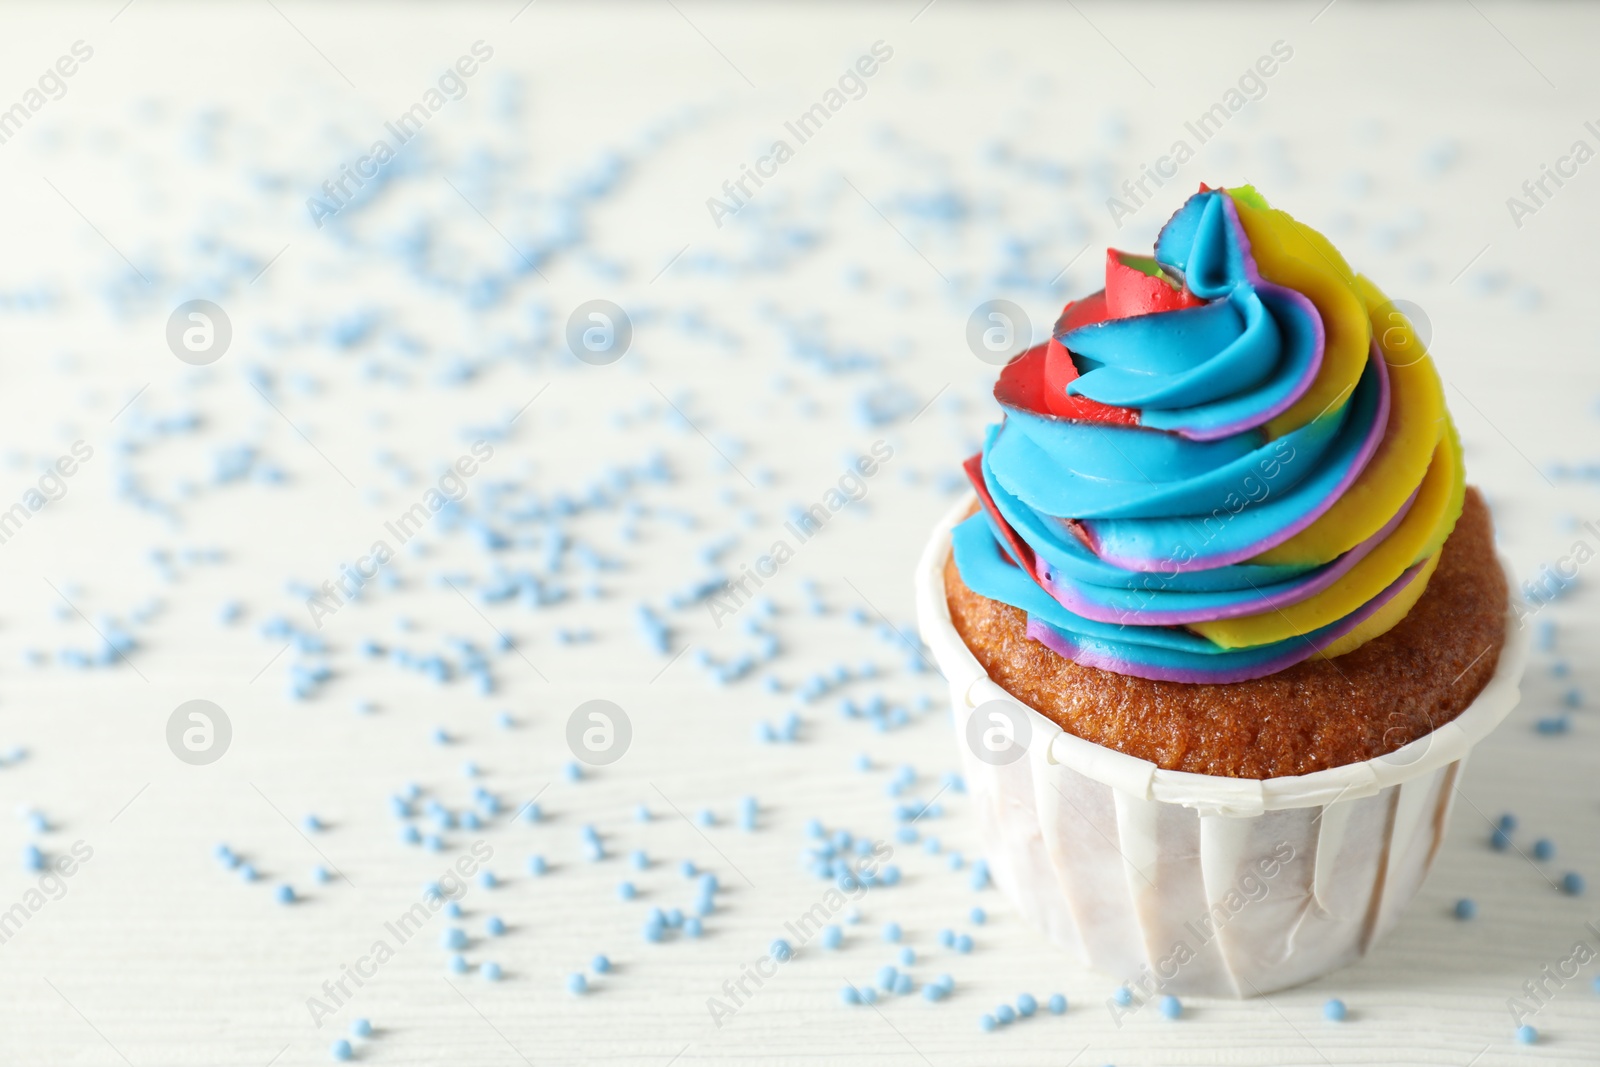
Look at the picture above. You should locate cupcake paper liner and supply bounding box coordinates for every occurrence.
[916,493,1528,998]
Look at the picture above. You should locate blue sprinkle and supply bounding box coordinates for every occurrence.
[899,946,915,966]
[448,954,468,974]
[970,860,991,890]
[1159,994,1182,1019]
[592,954,611,974]
[1562,872,1586,895]
[1323,998,1347,1022]
[938,929,955,948]
[445,902,462,919]
[771,939,793,962]
[350,1019,372,1038]
[1516,1024,1537,1044]
[563,761,583,782]
[1490,829,1512,851]
[643,919,664,943]
[859,987,877,1005]
[841,985,861,1005]
[479,870,497,889]
[443,928,467,950]
[684,917,703,937]
[894,972,913,995]
[995,1004,1016,1025]
[955,934,974,954]
[22,845,44,871]
[1499,813,1518,833]
[1454,898,1477,920]
[618,881,637,901]
[979,1013,997,1032]
[527,855,548,876]
[313,866,333,884]
[1017,993,1037,1017]
[882,922,902,943]
[331,1039,353,1061]
[923,984,945,1002]
[482,961,502,981]
[970,906,986,925]
[878,965,899,990]
[1047,993,1067,1014]
[1533,839,1555,861]
[680,860,697,878]
[696,809,715,828]
[1112,986,1133,1007]
[567,973,588,995]
[486,916,506,936]
[275,884,295,905]
[821,925,843,949]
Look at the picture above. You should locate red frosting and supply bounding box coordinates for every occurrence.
[1104,250,1204,319]
[994,246,1207,431]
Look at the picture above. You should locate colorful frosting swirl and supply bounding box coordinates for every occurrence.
[955,185,1465,684]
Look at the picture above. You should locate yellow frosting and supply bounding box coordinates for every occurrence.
[1314,546,1442,661]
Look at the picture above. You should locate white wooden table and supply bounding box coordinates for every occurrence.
[0,2,1594,1064]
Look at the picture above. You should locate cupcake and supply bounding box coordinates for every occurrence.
[916,185,1526,997]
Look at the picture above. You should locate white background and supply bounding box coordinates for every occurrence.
[0,2,1595,1065]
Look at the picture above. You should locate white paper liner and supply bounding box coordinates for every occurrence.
[916,493,1528,997]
